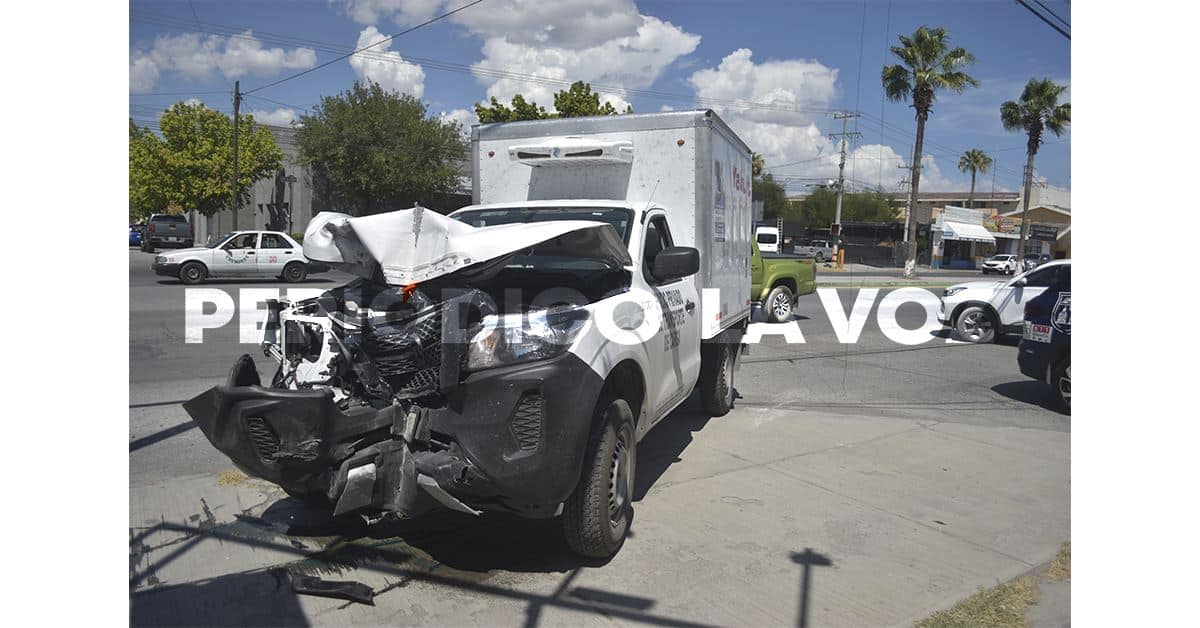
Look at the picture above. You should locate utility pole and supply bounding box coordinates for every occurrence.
[231,80,241,231]
[899,143,914,244]
[829,111,861,268]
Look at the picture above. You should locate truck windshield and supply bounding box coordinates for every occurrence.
[452,207,635,244]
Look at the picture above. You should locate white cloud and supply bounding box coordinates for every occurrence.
[439,107,476,130]
[341,0,443,26]
[349,26,425,97]
[130,57,159,94]
[249,107,299,126]
[471,14,699,112]
[130,31,316,92]
[686,48,962,194]
[452,0,644,49]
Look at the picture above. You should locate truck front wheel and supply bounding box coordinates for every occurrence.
[764,284,794,323]
[698,340,737,416]
[563,397,636,558]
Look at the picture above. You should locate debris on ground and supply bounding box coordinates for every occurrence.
[290,574,375,605]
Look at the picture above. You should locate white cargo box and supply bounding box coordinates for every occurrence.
[471,110,753,338]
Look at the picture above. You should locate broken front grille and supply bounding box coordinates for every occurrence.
[365,307,442,397]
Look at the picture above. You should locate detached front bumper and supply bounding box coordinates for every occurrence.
[184,352,605,518]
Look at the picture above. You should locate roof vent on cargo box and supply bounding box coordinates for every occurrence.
[507,138,633,167]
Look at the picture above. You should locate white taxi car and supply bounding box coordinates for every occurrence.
[937,259,1071,343]
[152,230,328,284]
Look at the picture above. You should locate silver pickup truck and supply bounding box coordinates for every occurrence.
[794,239,834,262]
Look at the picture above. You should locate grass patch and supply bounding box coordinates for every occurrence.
[1045,542,1070,581]
[217,470,250,486]
[915,576,1039,628]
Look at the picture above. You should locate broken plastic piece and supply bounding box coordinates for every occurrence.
[290,574,376,605]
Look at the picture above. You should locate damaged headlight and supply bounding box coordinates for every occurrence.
[466,308,589,372]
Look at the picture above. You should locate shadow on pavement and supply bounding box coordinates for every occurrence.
[991,380,1067,414]
[130,513,714,628]
[633,398,715,501]
[790,548,834,628]
[132,569,307,627]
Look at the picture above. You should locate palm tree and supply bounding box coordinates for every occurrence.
[957,148,993,209]
[1001,78,1070,257]
[882,26,979,277]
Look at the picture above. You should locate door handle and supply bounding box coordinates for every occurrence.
[246,251,255,255]
[284,251,292,254]
[685,300,695,314]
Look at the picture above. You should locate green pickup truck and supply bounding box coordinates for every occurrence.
[751,239,816,323]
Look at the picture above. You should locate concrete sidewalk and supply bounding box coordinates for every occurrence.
[131,406,1068,627]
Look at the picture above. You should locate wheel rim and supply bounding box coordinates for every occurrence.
[1060,364,1071,404]
[722,345,735,406]
[608,430,631,526]
[288,266,301,280]
[771,292,791,319]
[185,266,200,281]
[960,310,991,341]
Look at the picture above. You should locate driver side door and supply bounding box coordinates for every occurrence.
[997,264,1064,325]
[209,232,259,277]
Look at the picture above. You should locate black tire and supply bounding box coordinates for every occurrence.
[1052,355,1070,412]
[563,397,636,558]
[142,241,154,254]
[283,262,307,283]
[179,261,206,285]
[764,284,794,324]
[814,252,825,263]
[698,339,737,416]
[953,305,996,343]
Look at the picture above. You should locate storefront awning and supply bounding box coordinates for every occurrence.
[942,221,996,244]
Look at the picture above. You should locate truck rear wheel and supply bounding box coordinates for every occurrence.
[698,339,736,416]
[563,397,636,558]
[764,284,794,323]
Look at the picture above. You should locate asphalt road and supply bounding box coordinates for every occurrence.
[129,248,1070,626]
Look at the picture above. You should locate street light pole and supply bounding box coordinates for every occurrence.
[231,80,241,231]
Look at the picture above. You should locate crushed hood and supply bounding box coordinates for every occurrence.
[303,206,632,285]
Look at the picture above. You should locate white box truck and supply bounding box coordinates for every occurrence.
[184,110,753,558]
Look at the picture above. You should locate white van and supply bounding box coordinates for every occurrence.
[185,111,753,558]
[755,226,779,253]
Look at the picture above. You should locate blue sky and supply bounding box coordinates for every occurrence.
[130,0,1070,195]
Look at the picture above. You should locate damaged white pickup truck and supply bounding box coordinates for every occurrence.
[185,110,753,557]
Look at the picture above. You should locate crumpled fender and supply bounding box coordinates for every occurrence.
[183,354,397,495]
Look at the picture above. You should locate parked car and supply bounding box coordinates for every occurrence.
[152,230,328,284]
[795,239,834,263]
[755,226,780,253]
[937,259,1071,343]
[141,214,193,252]
[751,239,816,323]
[129,223,144,247]
[1018,264,1070,411]
[980,253,1018,275]
[1021,253,1050,272]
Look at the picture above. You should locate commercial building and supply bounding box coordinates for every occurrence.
[190,124,471,245]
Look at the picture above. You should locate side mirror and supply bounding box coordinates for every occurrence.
[652,246,700,283]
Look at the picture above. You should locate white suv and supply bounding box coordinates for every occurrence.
[980,254,1018,275]
[938,260,1071,343]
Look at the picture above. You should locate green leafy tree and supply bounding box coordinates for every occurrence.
[754,173,790,221]
[474,94,549,123]
[957,148,993,209]
[474,81,631,124]
[1001,78,1070,254]
[751,153,765,179]
[128,102,283,221]
[296,81,467,215]
[882,25,979,276]
[553,81,631,117]
[799,187,897,227]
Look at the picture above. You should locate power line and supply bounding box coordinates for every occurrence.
[1015,0,1070,39]
[1032,0,1070,28]
[134,12,844,118]
[242,0,487,95]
